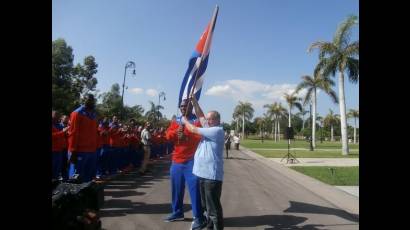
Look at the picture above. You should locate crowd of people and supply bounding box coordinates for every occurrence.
[52,93,236,230]
[52,94,172,183]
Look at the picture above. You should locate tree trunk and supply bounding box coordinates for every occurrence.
[331,125,334,142]
[242,112,245,140]
[278,119,281,141]
[236,118,239,133]
[288,106,291,146]
[338,72,349,155]
[302,108,305,131]
[312,89,317,148]
[354,117,357,144]
[288,106,291,127]
[272,120,275,140]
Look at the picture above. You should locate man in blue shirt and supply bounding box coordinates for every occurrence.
[182,96,224,230]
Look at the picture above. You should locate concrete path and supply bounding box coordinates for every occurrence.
[100,149,359,230]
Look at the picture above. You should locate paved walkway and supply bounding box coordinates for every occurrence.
[100,149,359,229]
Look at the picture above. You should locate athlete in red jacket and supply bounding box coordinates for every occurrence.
[163,99,204,223]
[67,94,98,182]
[52,110,68,180]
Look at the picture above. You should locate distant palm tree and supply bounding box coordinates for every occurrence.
[264,102,286,142]
[145,101,163,123]
[233,101,254,139]
[308,15,359,155]
[324,109,339,142]
[316,115,324,143]
[283,92,303,128]
[283,92,302,147]
[348,108,359,144]
[295,74,338,148]
[296,109,309,131]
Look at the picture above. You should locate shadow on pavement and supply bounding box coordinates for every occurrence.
[284,201,359,223]
[224,214,324,229]
[226,156,255,161]
[104,190,146,198]
[100,201,192,218]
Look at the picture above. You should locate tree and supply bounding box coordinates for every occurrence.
[233,101,254,139]
[264,102,287,142]
[316,115,324,143]
[221,122,231,132]
[145,101,164,123]
[347,108,359,143]
[123,105,145,122]
[324,109,340,142]
[309,15,359,155]
[295,108,309,132]
[99,83,123,117]
[72,56,99,100]
[283,92,302,128]
[52,38,76,114]
[52,38,99,114]
[295,74,338,148]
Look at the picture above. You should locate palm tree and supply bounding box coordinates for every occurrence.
[295,74,338,148]
[283,92,302,128]
[324,109,339,142]
[283,92,302,147]
[264,103,276,140]
[316,115,324,143]
[232,109,241,134]
[255,117,264,141]
[348,108,359,144]
[145,101,164,123]
[308,15,359,155]
[296,109,309,131]
[264,102,286,142]
[233,101,254,140]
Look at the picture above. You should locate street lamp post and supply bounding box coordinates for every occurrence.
[121,61,136,107]
[158,91,166,122]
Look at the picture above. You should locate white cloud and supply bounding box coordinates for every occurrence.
[146,89,158,97]
[205,79,305,105]
[129,87,144,94]
[205,85,234,97]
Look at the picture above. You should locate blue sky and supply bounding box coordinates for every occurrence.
[52,0,359,125]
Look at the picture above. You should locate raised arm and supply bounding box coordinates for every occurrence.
[190,96,207,127]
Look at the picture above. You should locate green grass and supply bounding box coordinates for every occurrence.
[241,139,359,154]
[289,166,359,186]
[251,149,359,158]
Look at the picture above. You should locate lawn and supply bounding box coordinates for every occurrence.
[251,149,359,158]
[289,166,359,186]
[241,138,359,150]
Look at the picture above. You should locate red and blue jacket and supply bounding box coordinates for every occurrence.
[98,125,110,146]
[166,115,202,163]
[52,124,66,152]
[56,123,68,150]
[109,123,123,147]
[67,105,98,153]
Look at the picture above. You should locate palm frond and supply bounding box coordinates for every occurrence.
[344,41,359,57]
[322,56,339,77]
[333,15,358,48]
[303,88,314,106]
[294,102,303,112]
[346,57,359,83]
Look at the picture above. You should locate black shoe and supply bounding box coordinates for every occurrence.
[163,213,184,222]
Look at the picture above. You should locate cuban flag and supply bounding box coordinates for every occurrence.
[178,5,219,107]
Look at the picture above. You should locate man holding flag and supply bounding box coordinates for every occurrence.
[164,5,219,230]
